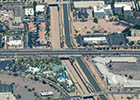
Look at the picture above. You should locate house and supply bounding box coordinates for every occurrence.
[25,8,34,16]
[7,36,22,47]
[39,31,46,44]
[28,22,34,30]
[40,22,46,29]
[36,5,45,13]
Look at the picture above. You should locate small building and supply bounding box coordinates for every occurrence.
[25,8,34,16]
[38,31,46,44]
[7,36,22,47]
[40,22,46,29]
[13,17,22,24]
[36,5,45,12]
[93,6,105,18]
[13,6,21,17]
[28,22,34,30]
[40,91,53,97]
[104,5,112,15]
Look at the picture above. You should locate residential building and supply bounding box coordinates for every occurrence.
[25,8,34,16]
[36,5,45,13]
[7,36,22,47]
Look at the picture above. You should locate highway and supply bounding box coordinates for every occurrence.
[1,49,140,57]
[62,3,108,100]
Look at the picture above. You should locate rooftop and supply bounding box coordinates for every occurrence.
[74,1,105,8]
[40,22,46,29]
[28,22,34,29]
[36,5,45,12]
[0,83,13,92]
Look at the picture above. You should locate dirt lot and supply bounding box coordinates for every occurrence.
[112,94,140,100]
[109,62,140,80]
[50,7,61,49]
[0,72,60,100]
[72,19,126,35]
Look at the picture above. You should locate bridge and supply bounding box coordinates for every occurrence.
[0,48,140,58]
[67,91,140,99]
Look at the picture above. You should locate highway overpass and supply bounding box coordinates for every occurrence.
[1,49,140,57]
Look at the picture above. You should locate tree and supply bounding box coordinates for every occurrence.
[128,75,133,79]
[93,17,98,23]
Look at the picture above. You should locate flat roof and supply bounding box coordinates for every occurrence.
[84,37,106,41]
[0,84,13,92]
[94,6,104,13]
[74,1,105,8]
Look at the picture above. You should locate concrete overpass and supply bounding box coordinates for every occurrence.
[1,49,140,58]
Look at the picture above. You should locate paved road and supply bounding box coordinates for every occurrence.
[62,3,108,100]
[63,4,73,48]
[1,49,140,57]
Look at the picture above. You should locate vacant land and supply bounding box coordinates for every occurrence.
[0,72,60,100]
[109,62,140,80]
[50,7,61,48]
[73,19,126,35]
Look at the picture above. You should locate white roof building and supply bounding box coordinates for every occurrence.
[36,5,45,12]
[7,40,22,46]
[74,1,105,8]
[83,37,107,44]
[25,8,34,16]
[114,4,132,11]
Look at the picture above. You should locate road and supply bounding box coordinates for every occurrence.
[1,49,140,57]
[62,3,108,100]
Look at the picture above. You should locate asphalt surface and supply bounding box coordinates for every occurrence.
[1,49,140,57]
[63,4,73,48]
[62,3,108,100]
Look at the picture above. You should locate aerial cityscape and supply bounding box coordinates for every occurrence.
[0,0,140,100]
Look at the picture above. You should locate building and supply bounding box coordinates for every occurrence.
[83,37,107,44]
[7,36,22,47]
[38,31,46,44]
[40,22,46,29]
[0,83,16,100]
[36,5,45,12]
[77,35,108,46]
[114,3,132,16]
[93,6,105,18]
[13,6,21,17]
[104,5,112,15]
[74,1,105,9]
[25,8,34,16]
[28,22,34,30]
